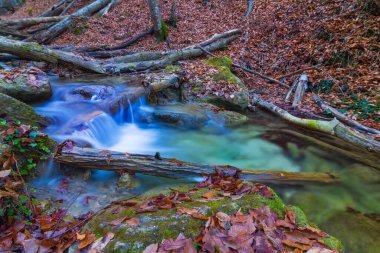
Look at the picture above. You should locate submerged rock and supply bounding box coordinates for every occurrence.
[0,93,48,128]
[140,103,248,128]
[321,210,380,253]
[0,70,52,103]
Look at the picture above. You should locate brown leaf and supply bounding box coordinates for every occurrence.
[202,190,217,199]
[143,243,158,253]
[77,230,96,250]
[108,217,127,226]
[0,169,11,178]
[177,206,199,215]
[125,217,139,227]
[85,232,115,253]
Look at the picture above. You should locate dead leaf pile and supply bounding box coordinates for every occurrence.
[0,68,47,89]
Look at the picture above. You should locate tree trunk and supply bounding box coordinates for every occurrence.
[291,74,308,109]
[54,146,338,185]
[147,0,164,41]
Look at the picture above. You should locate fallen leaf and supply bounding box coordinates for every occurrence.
[202,190,217,199]
[125,217,139,227]
[0,169,11,178]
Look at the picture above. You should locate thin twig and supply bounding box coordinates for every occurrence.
[49,189,83,237]
[277,64,321,79]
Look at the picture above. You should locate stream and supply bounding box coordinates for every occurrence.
[30,75,379,252]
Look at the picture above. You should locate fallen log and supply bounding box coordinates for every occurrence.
[252,94,380,154]
[312,95,380,135]
[291,74,308,109]
[27,0,111,44]
[0,29,239,74]
[0,27,30,38]
[0,15,69,27]
[54,146,339,185]
[0,36,107,73]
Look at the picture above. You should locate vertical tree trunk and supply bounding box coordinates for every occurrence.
[147,0,164,41]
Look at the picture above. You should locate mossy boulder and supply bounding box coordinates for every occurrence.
[205,88,249,111]
[0,93,48,129]
[84,187,341,252]
[0,71,52,103]
[204,57,244,87]
[140,103,248,128]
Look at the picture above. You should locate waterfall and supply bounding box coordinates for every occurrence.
[72,112,119,148]
[127,98,135,123]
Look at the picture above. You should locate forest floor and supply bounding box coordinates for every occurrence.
[2,0,379,128]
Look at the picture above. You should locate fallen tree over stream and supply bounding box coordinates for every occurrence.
[54,146,338,185]
[252,94,380,158]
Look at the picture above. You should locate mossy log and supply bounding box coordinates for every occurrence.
[54,146,338,185]
[0,30,239,74]
[252,94,380,155]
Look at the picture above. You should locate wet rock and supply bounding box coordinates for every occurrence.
[0,0,24,14]
[0,93,48,128]
[321,210,380,253]
[204,88,249,111]
[140,103,248,128]
[0,71,52,103]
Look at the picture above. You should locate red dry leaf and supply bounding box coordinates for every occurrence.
[125,217,140,227]
[202,190,217,199]
[77,229,96,250]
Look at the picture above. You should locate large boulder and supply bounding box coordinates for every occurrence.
[204,88,249,111]
[0,69,52,103]
[0,93,48,128]
[140,103,248,128]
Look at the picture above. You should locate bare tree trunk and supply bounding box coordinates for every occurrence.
[55,146,339,185]
[37,0,66,17]
[147,0,164,41]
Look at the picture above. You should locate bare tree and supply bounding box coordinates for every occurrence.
[147,0,165,41]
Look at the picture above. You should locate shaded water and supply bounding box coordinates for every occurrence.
[31,76,379,252]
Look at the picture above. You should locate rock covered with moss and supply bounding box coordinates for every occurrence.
[84,186,342,252]
[0,69,52,103]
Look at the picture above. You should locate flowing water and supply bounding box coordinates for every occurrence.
[31,75,379,252]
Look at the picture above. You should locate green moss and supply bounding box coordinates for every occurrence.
[160,20,169,42]
[164,65,181,73]
[322,237,344,251]
[212,66,244,87]
[204,56,233,69]
[288,205,308,227]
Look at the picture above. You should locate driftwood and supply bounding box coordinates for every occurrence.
[0,29,239,74]
[27,0,111,44]
[54,147,338,185]
[312,95,380,135]
[252,94,380,154]
[0,16,68,27]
